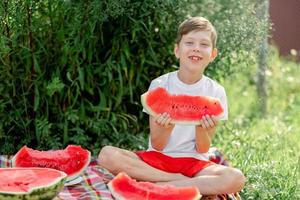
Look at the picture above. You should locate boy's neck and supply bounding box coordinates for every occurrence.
[177,70,203,85]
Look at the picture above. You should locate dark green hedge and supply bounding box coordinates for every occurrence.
[0,0,267,155]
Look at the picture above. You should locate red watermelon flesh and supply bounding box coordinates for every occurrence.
[0,168,66,193]
[11,145,91,181]
[0,168,66,199]
[108,172,201,200]
[141,87,224,125]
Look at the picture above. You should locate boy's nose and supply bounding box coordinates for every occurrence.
[192,44,201,52]
[193,48,200,52]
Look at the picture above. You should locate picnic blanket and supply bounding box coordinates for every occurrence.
[0,148,240,200]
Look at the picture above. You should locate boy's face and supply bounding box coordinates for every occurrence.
[174,30,217,74]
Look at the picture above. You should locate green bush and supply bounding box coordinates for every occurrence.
[0,0,267,155]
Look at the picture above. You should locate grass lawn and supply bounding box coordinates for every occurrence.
[215,50,300,199]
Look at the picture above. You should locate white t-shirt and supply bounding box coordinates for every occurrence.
[144,71,228,160]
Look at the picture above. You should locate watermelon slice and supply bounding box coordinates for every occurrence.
[108,172,201,200]
[0,167,66,200]
[141,87,224,125]
[11,145,91,181]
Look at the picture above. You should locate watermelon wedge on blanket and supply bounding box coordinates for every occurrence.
[141,87,224,125]
[108,172,201,200]
[0,167,66,200]
[12,145,91,181]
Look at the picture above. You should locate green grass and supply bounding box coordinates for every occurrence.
[215,50,300,199]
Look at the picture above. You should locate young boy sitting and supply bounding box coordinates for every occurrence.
[98,16,245,196]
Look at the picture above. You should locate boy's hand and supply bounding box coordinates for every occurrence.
[154,113,174,128]
[198,115,218,129]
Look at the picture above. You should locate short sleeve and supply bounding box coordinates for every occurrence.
[217,87,228,120]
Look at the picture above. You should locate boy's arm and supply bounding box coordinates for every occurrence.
[149,113,174,151]
[195,115,218,153]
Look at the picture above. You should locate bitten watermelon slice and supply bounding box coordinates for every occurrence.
[0,167,66,200]
[108,172,201,200]
[11,145,91,181]
[141,87,224,125]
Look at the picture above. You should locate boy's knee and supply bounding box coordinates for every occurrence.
[232,168,246,191]
[98,145,117,166]
[223,168,246,193]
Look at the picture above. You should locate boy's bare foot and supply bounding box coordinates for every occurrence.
[155,174,189,185]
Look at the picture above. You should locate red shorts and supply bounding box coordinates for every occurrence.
[135,151,213,177]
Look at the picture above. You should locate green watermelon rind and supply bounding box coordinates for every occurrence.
[11,145,91,182]
[141,91,224,125]
[0,167,67,200]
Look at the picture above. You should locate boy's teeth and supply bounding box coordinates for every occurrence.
[190,56,200,60]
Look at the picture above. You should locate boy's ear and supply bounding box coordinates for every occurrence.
[210,48,218,61]
[174,44,179,59]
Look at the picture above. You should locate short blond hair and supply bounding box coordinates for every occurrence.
[176,17,217,48]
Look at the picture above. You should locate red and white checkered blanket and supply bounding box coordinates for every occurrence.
[0,148,240,200]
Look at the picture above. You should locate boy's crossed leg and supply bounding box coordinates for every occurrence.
[98,146,245,195]
[158,164,245,195]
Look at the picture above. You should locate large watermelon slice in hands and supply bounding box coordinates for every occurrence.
[108,172,201,200]
[12,145,91,181]
[141,87,224,125]
[0,168,66,200]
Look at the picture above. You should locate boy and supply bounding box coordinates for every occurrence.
[98,16,245,195]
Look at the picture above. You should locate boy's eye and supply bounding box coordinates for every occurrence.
[201,43,209,46]
[185,41,193,45]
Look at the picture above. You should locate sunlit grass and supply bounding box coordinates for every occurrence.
[215,49,300,199]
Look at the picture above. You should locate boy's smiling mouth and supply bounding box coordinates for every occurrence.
[188,56,202,61]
